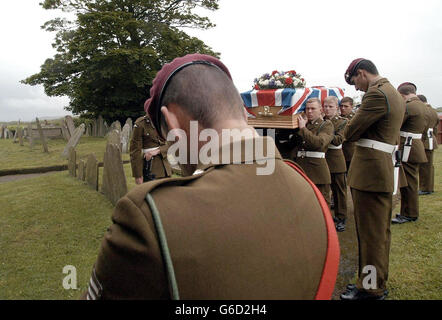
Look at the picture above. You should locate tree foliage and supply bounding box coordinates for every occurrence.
[22,0,219,123]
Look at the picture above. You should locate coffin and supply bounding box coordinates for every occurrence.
[241,87,345,129]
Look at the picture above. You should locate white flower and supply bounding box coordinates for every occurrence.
[259,80,265,85]
[263,80,270,86]
[275,80,282,87]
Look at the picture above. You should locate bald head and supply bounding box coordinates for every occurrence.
[161,64,245,129]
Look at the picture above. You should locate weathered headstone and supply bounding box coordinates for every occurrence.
[78,160,86,181]
[65,116,76,137]
[86,153,99,191]
[86,123,92,137]
[4,128,9,139]
[13,130,18,143]
[27,123,34,148]
[61,122,70,141]
[125,118,133,132]
[8,129,14,139]
[121,123,131,154]
[97,115,105,137]
[92,118,98,137]
[110,121,122,133]
[107,129,121,151]
[103,121,109,135]
[68,147,76,177]
[35,118,49,153]
[18,127,24,146]
[101,144,127,205]
[62,123,85,158]
[0,125,5,139]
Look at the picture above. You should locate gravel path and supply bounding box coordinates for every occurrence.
[0,172,58,184]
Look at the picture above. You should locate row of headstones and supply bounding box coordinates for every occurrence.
[67,141,127,206]
[3,119,49,153]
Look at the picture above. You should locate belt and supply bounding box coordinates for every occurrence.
[297,151,325,159]
[400,131,422,139]
[428,128,434,151]
[328,144,343,150]
[356,138,400,195]
[142,147,160,153]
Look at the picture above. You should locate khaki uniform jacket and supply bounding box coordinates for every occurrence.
[291,119,334,185]
[342,112,356,162]
[325,115,348,173]
[130,116,172,179]
[422,104,439,150]
[400,97,427,163]
[84,136,338,300]
[344,78,405,193]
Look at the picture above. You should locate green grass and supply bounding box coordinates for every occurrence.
[0,137,130,173]
[0,142,440,299]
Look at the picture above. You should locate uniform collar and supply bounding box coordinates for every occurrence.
[406,96,420,103]
[369,77,389,89]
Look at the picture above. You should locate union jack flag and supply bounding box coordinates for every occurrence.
[241,87,344,118]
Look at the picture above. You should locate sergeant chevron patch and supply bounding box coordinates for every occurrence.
[86,268,103,300]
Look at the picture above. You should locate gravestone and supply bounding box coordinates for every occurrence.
[35,118,49,153]
[78,160,86,181]
[91,118,97,137]
[18,127,24,146]
[65,116,76,137]
[86,153,99,191]
[101,143,127,205]
[8,129,14,139]
[97,115,105,137]
[111,121,122,133]
[4,128,9,139]
[125,118,133,132]
[107,130,121,151]
[13,130,18,143]
[68,147,76,177]
[121,123,131,154]
[62,123,85,158]
[86,123,92,137]
[0,125,5,139]
[61,122,70,141]
[27,123,34,148]
[103,121,109,135]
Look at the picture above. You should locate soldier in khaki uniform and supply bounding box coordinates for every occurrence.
[340,97,356,170]
[392,83,428,224]
[418,94,439,195]
[83,54,339,300]
[323,96,348,232]
[290,98,334,202]
[341,58,405,300]
[130,115,172,184]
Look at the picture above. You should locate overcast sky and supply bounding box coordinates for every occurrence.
[1,0,441,122]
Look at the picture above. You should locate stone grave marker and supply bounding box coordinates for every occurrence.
[35,118,49,153]
[107,129,121,151]
[97,115,105,137]
[65,116,76,137]
[111,121,122,133]
[0,125,5,139]
[4,128,9,139]
[125,118,133,132]
[86,153,99,191]
[101,143,127,205]
[18,127,24,146]
[27,123,34,148]
[68,147,77,177]
[78,160,86,181]
[121,124,131,154]
[62,123,85,158]
[61,122,70,141]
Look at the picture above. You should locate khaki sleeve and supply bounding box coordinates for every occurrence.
[331,119,347,146]
[130,125,144,178]
[83,194,169,300]
[298,121,334,151]
[344,90,388,142]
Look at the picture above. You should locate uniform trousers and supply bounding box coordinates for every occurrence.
[419,150,434,192]
[351,188,392,295]
[316,184,330,208]
[400,162,420,218]
[325,173,347,221]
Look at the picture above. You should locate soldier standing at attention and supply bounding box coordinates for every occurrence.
[323,96,348,232]
[341,58,404,300]
[340,97,356,170]
[417,94,439,195]
[291,98,334,203]
[82,54,339,300]
[392,83,428,224]
[130,115,172,184]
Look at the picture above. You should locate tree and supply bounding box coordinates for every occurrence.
[22,0,219,123]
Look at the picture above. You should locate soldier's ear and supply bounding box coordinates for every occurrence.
[161,105,180,132]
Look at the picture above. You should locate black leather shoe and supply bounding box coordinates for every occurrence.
[340,287,386,300]
[335,219,346,232]
[392,215,418,224]
[418,190,433,196]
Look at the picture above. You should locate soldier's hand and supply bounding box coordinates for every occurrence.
[298,116,307,129]
[135,177,143,185]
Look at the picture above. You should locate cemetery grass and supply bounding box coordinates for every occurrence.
[0,137,130,173]
[0,147,440,299]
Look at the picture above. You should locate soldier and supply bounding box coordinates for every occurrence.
[340,97,356,170]
[341,58,404,300]
[323,96,348,232]
[418,94,439,195]
[290,98,334,202]
[392,83,428,224]
[82,54,339,300]
[130,115,172,184]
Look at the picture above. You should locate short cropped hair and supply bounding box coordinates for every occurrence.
[418,94,427,103]
[398,84,416,95]
[355,59,379,76]
[306,98,321,107]
[161,64,245,128]
[340,97,354,106]
[324,96,339,106]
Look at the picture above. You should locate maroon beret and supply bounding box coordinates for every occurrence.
[397,82,417,91]
[144,54,232,138]
[344,58,365,85]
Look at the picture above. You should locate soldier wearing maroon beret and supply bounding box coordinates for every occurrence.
[340,58,405,300]
[82,54,339,300]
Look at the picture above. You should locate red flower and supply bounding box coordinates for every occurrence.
[289,70,296,75]
[285,78,293,85]
[272,70,279,76]
[301,78,305,82]
[254,84,260,90]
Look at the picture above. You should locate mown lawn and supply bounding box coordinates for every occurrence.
[0,143,440,299]
[0,137,130,173]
